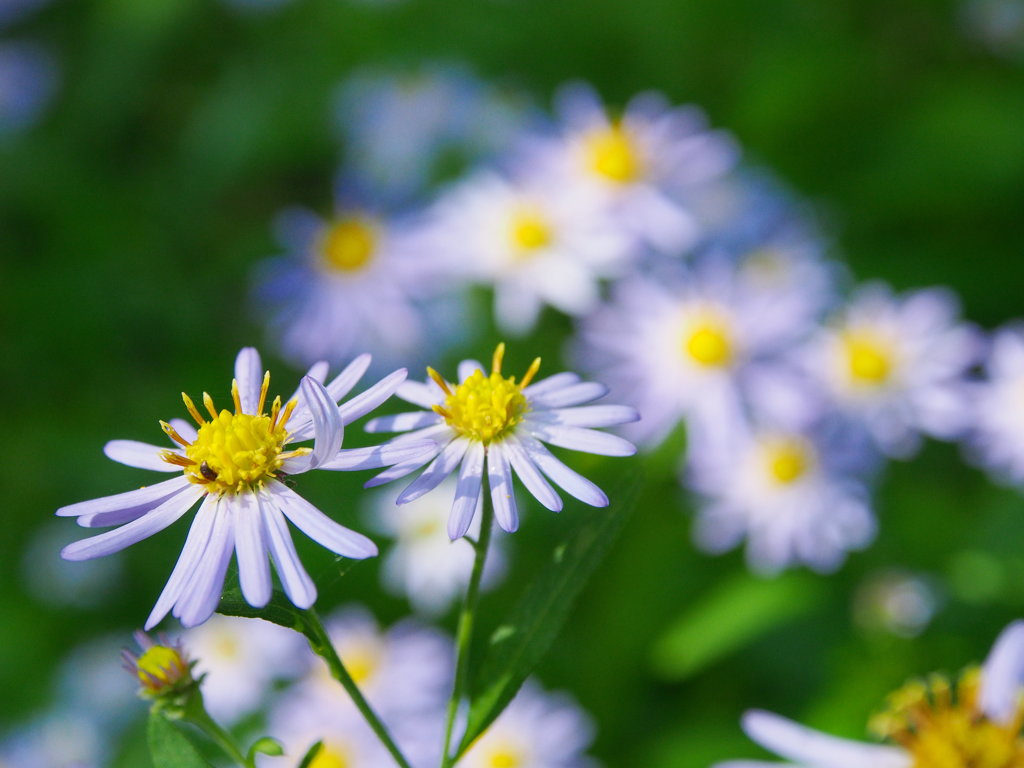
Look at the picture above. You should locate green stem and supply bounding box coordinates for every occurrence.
[301,608,414,768]
[441,481,495,768]
[183,696,251,767]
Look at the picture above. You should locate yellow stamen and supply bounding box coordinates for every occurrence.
[135,645,189,694]
[230,379,242,414]
[160,451,195,468]
[269,395,282,429]
[202,392,218,421]
[519,357,542,389]
[160,421,191,448]
[428,367,452,396]
[278,398,298,429]
[492,342,506,375]
[257,371,270,416]
[181,393,206,426]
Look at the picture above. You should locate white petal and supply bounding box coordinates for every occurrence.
[269,481,377,559]
[364,411,443,433]
[299,376,344,470]
[145,495,219,629]
[505,437,563,512]
[741,710,910,768]
[234,347,263,414]
[57,476,191,518]
[318,440,439,471]
[396,379,443,408]
[61,486,204,561]
[325,353,371,401]
[516,435,608,507]
[338,369,408,426]
[981,620,1024,723]
[522,372,580,398]
[174,499,235,628]
[103,440,180,472]
[529,404,640,428]
[487,443,519,533]
[364,442,445,488]
[233,492,271,608]
[527,423,637,457]
[458,359,485,382]
[529,382,609,409]
[169,418,198,444]
[449,443,485,540]
[397,438,470,504]
[260,491,317,609]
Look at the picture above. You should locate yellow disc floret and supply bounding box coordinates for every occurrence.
[682,314,735,369]
[843,331,895,386]
[320,216,378,274]
[762,437,813,486]
[586,123,643,184]
[509,209,553,254]
[160,372,308,495]
[870,668,1024,768]
[431,344,541,445]
[135,645,190,694]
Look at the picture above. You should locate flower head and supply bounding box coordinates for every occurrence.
[365,343,639,539]
[58,348,432,629]
[716,621,1024,768]
[965,326,1024,485]
[121,631,195,700]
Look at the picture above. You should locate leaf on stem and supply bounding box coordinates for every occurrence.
[297,740,325,768]
[147,712,214,768]
[455,473,641,758]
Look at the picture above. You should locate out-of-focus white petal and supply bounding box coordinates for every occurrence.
[981,620,1024,724]
[338,369,408,425]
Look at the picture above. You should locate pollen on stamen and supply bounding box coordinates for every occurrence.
[181,393,206,426]
[257,371,271,415]
[159,421,192,448]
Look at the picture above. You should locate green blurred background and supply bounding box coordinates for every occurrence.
[3,0,1024,765]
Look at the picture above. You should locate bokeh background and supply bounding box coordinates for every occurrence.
[4,0,1024,766]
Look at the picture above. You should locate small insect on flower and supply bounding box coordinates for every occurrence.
[122,631,195,700]
[58,348,436,629]
[714,620,1024,768]
[364,343,639,539]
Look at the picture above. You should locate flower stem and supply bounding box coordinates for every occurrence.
[441,481,495,768]
[182,695,251,767]
[300,608,414,768]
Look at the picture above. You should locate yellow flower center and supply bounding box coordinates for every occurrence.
[320,217,377,274]
[683,318,734,368]
[159,372,308,495]
[870,668,1024,768]
[486,746,524,768]
[309,742,353,768]
[431,343,541,445]
[136,645,188,693]
[586,123,643,184]
[762,438,813,485]
[844,331,895,386]
[343,643,381,687]
[509,209,553,254]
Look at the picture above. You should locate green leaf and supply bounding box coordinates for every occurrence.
[296,740,324,768]
[650,571,824,681]
[147,712,213,768]
[216,584,306,633]
[456,473,642,757]
[247,736,284,761]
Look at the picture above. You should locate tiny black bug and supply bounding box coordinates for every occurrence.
[199,461,218,481]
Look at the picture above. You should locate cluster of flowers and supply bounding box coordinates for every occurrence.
[0,0,57,137]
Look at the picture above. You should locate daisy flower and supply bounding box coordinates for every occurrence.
[801,283,983,459]
[365,343,639,539]
[416,168,635,334]
[367,477,507,616]
[715,620,1024,768]
[523,82,738,256]
[965,325,1024,484]
[688,424,875,574]
[57,347,431,629]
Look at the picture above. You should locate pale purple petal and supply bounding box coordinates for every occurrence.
[103,440,181,472]
[298,376,344,470]
[174,499,235,628]
[529,382,609,409]
[396,379,443,408]
[364,440,446,488]
[397,438,470,503]
[338,369,408,425]
[522,372,580,398]
[145,495,219,629]
[516,434,608,507]
[981,620,1024,723]
[487,443,519,533]
[384,423,453,446]
[713,762,800,768]
[325,353,371,401]
[305,360,330,384]
[458,359,485,382]
[170,418,198,444]
[268,480,377,559]
[365,411,443,433]
[528,404,640,428]
[260,491,317,608]
[318,440,440,471]
[741,710,910,768]
[57,476,191,518]
[505,437,563,512]
[448,443,485,539]
[233,492,271,608]
[234,347,264,414]
[526,423,637,457]
[61,486,205,561]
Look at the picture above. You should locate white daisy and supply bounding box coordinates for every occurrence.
[574,256,821,452]
[801,283,983,459]
[368,477,507,616]
[416,169,635,334]
[256,202,435,371]
[965,325,1024,484]
[364,343,639,539]
[522,82,738,256]
[57,347,433,629]
[715,620,1024,768]
[181,614,305,724]
[459,681,597,768]
[688,424,876,574]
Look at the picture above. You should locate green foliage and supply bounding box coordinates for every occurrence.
[147,713,213,768]
[296,741,324,768]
